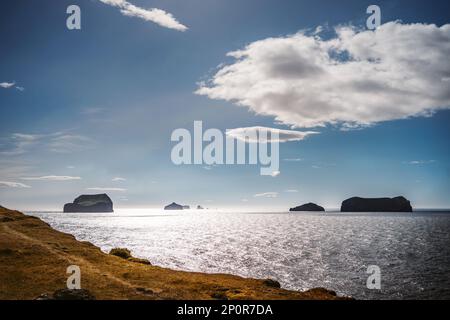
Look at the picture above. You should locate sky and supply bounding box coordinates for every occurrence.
[1,0,449,210]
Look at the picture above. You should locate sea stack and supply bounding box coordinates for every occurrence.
[64,194,113,213]
[340,196,413,212]
[290,203,325,212]
[164,202,183,210]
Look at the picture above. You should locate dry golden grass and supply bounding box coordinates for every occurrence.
[0,207,347,300]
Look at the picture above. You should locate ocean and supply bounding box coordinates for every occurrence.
[27,209,450,300]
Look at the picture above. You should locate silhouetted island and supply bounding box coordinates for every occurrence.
[197,205,204,210]
[341,196,413,212]
[182,205,190,209]
[164,202,184,210]
[64,194,113,213]
[290,203,325,212]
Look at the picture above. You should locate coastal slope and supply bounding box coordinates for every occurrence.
[0,207,345,300]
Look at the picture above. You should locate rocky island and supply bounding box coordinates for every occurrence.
[290,203,325,212]
[0,206,347,300]
[164,202,184,210]
[63,194,113,213]
[341,196,413,212]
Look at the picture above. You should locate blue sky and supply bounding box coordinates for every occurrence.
[1,0,449,210]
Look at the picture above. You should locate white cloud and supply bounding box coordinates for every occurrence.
[197,22,450,129]
[270,170,280,177]
[254,192,278,198]
[0,82,15,88]
[283,158,303,162]
[112,177,126,181]
[226,126,318,143]
[0,82,24,91]
[284,189,298,193]
[21,176,81,181]
[98,0,187,31]
[87,187,127,192]
[0,181,31,188]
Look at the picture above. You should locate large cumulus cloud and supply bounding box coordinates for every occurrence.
[196,22,450,128]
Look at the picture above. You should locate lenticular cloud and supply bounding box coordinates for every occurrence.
[196,22,450,129]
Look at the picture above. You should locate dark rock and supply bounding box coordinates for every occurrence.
[64,194,113,213]
[197,205,204,209]
[211,292,228,300]
[341,196,413,212]
[109,248,131,259]
[182,205,190,209]
[263,279,281,288]
[290,203,325,212]
[305,287,337,296]
[110,248,151,265]
[52,289,96,300]
[36,289,96,300]
[128,257,152,265]
[164,202,183,210]
[136,287,154,295]
[0,216,14,222]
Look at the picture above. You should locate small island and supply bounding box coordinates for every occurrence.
[341,196,413,212]
[63,194,113,213]
[290,203,325,212]
[164,202,184,210]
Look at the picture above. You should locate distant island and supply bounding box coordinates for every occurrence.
[164,202,184,210]
[290,203,325,212]
[341,196,413,212]
[64,194,113,213]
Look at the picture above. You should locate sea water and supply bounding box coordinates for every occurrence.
[27,209,450,300]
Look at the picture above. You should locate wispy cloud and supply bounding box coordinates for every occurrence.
[112,177,126,181]
[254,192,278,198]
[197,22,450,129]
[0,82,24,91]
[21,176,81,181]
[48,134,93,153]
[404,160,436,165]
[226,127,318,143]
[283,158,303,162]
[0,181,31,188]
[87,187,127,192]
[81,107,106,115]
[0,132,94,155]
[284,189,298,193]
[98,0,187,31]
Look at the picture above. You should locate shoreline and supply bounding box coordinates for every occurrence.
[0,206,349,300]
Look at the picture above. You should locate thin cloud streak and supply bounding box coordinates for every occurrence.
[20,176,81,181]
[98,0,188,31]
